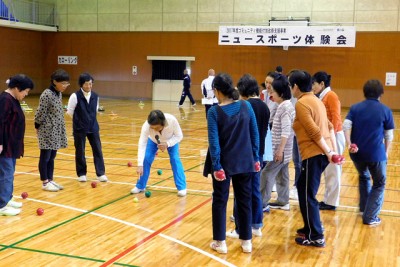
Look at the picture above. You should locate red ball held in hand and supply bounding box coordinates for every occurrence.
[254,161,261,172]
[214,170,226,181]
[331,154,345,164]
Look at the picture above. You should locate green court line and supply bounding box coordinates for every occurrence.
[0,245,139,267]
[0,163,205,265]
[149,163,202,188]
[0,194,135,266]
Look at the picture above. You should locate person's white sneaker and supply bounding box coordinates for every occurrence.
[252,228,262,237]
[42,182,59,192]
[289,186,298,200]
[78,175,87,182]
[210,240,227,254]
[0,206,21,216]
[241,240,252,253]
[50,181,64,190]
[177,189,187,197]
[131,186,143,194]
[97,175,108,182]
[7,199,22,208]
[226,229,239,239]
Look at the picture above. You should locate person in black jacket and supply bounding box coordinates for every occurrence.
[178,69,196,107]
[67,73,108,183]
[0,74,34,215]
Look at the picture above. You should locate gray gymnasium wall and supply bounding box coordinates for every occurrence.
[54,0,400,32]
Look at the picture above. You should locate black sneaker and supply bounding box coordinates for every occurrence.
[295,236,326,247]
[296,228,306,237]
[319,201,336,211]
[364,217,381,226]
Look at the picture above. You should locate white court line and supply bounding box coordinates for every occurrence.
[15,172,216,195]
[15,196,236,267]
[54,152,205,161]
[16,171,400,214]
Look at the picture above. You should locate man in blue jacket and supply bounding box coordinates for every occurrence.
[178,69,196,107]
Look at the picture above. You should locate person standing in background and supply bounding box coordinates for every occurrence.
[178,69,196,107]
[200,69,218,117]
[343,79,394,226]
[35,69,69,192]
[312,71,345,211]
[67,73,108,183]
[0,74,34,216]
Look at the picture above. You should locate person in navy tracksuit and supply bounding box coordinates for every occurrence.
[178,69,196,107]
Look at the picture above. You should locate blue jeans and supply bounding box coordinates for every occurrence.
[0,157,16,208]
[212,172,252,241]
[136,139,186,191]
[352,161,387,223]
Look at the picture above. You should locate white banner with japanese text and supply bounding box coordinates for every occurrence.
[218,26,356,47]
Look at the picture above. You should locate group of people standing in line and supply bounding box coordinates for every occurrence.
[0,67,394,255]
[201,67,394,253]
[0,70,110,215]
[0,68,189,217]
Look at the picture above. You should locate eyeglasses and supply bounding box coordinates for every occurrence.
[60,82,70,87]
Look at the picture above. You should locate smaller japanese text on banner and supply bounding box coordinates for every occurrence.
[218,26,356,47]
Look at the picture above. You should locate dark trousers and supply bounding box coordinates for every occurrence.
[212,172,252,241]
[297,154,329,240]
[74,131,105,177]
[205,103,217,118]
[234,171,263,230]
[179,89,195,105]
[292,135,302,186]
[38,149,57,181]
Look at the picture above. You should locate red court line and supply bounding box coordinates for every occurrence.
[100,197,212,267]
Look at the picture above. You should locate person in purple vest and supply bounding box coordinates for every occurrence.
[204,73,260,254]
[67,73,108,183]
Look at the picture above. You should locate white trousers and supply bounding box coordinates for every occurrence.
[322,131,345,206]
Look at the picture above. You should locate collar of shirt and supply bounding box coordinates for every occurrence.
[318,86,331,100]
[81,88,91,102]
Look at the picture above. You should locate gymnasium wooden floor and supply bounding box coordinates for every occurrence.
[1,96,399,267]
